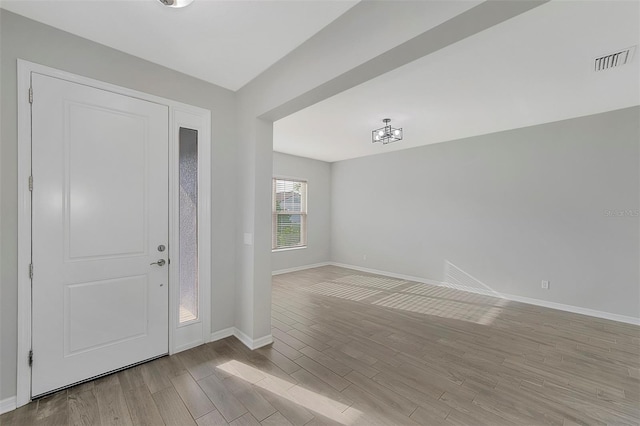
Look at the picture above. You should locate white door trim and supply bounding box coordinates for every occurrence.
[170,109,212,353]
[16,59,212,407]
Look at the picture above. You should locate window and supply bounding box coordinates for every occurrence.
[179,127,198,323]
[272,178,307,250]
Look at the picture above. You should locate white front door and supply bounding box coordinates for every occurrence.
[31,73,169,397]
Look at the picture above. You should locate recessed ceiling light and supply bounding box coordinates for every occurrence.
[158,0,194,8]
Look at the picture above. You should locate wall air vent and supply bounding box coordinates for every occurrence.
[594,46,635,71]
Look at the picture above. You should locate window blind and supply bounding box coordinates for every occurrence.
[272,178,307,250]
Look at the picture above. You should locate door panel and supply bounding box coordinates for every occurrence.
[66,102,148,259]
[31,73,169,396]
[65,276,148,354]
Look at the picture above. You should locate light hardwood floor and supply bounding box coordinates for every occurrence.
[2,265,639,425]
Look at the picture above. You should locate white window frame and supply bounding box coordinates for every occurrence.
[272,177,308,251]
[16,60,211,407]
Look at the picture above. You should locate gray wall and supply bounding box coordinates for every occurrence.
[272,152,331,272]
[0,10,237,400]
[233,2,538,342]
[331,107,640,318]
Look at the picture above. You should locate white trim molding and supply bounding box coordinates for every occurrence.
[272,262,331,276]
[249,334,275,350]
[329,262,640,326]
[16,59,34,408]
[169,107,212,355]
[496,293,640,326]
[233,328,274,350]
[0,397,17,415]
[211,328,273,350]
[209,327,235,343]
[330,262,443,287]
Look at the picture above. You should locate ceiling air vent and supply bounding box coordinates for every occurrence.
[594,46,635,71]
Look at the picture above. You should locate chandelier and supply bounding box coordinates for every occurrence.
[158,0,194,8]
[372,118,403,145]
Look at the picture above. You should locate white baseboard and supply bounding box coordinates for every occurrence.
[499,293,640,325]
[232,328,254,348]
[329,262,640,326]
[1,396,16,415]
[238,329,273,350]
[329,262,444,287]
[209,327,235,343]
[210,327,273,350]
[272,262,331,276]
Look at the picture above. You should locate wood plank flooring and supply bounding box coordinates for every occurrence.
[2,265,639,425]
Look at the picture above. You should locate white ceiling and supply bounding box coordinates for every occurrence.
[3,0,638,162]
[0,0,357,91]
[274,1,640,162]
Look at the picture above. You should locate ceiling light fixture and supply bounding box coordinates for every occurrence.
[158,0,194,8]
[372,118,403,145]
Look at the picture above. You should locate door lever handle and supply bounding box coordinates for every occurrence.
[150,259,166,267]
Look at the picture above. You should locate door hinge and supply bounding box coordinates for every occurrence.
[29,87,33,104]
[28,175,33,192]
[29,263,33,279]
[28,350,33,367]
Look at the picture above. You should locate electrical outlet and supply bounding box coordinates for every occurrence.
[541,280,550,289]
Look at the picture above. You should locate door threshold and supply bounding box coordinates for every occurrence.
[31,353,168,400]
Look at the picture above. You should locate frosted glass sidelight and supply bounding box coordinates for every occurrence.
[179,128,198,323]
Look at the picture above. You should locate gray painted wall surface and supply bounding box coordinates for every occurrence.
[331,107,640,318]
[272,152,331,271]
[0,10,237,400]
[233,2,540,342]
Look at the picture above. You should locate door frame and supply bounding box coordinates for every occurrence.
[16,60,212,407]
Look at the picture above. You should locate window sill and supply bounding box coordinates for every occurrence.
[272,246,307,253]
